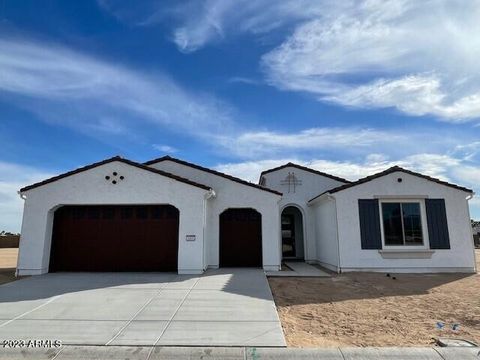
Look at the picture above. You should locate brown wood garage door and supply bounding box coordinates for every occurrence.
[219,208,262,267]
[49,205,179,272]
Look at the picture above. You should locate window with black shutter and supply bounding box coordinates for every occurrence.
[358,199,382,249]
[425,199,451,249]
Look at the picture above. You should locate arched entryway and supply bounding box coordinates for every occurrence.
[219,208,262,267]
[281,206,304,260]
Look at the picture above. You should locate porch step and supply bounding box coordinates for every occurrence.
[266,262,330,277]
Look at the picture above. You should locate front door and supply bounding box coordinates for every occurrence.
[281,214,296,258]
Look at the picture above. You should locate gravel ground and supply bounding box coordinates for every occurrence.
[269,250,480,347]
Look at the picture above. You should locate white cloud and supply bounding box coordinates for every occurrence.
[159,0,326,53]
[450,142,480,162]
[214,127,405,158]
[263,1,480,121]
[213,125,465,160]
[0,38,235,138]
[469,197,480,220]
[215,154,456,183]
[153,144,178,153]
[227,77,261,86]
[0,162,54,233]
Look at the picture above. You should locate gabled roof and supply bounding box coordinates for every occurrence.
[308,165,474,203]
[144,156,282,196]
[20,156,212,193]
[259,162,351,184]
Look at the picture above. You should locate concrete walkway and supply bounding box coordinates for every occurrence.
[266,261,330,277]
[1,346,478,360]
[0,269,285,347]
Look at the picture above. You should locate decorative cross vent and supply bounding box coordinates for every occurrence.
[105,171,125,185]
[280,172,302,193]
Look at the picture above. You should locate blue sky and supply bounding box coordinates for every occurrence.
[1,0,479,232]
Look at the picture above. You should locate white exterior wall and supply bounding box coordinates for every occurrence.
[312,197,340,272]
[17,161,209,276]
[261,167,346,262]
[149,161,282,271]
[333,171,476,273]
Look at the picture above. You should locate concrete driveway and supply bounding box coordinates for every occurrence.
[0,269,285,347]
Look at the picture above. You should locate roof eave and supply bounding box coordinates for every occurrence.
[260,162,351,184]
[19,156,212,193]
[144,156,283,196]
[306,166,473,201]
[308,192,333,205]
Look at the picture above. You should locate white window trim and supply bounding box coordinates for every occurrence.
[378,198,430,250]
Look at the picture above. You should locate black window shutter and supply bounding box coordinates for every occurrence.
[358,199,382,249]
[425,199,451,249]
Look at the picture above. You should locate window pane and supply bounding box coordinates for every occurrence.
[402,203,423,245]
[382,203,403,245]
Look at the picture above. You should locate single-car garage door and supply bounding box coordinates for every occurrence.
[219,208,262,267]
[49,205,179,272]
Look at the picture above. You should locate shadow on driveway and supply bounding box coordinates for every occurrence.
[0,268,274,303]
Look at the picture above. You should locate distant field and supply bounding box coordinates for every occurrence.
[0,248,18,269]
[0,248,19,285]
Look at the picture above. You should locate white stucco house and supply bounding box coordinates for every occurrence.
[16,156,477,276]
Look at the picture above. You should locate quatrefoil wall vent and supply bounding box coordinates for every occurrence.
[105,171,125,185]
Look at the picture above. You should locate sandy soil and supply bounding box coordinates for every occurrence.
[0,248,18,269]
[0,248,19,285]
[269,250,480,347]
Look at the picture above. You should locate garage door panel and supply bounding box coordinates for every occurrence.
[50,205,179,272]
[219,208,262,267]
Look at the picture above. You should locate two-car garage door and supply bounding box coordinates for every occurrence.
[49,205,179,272]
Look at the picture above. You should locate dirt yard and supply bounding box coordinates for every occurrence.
[269,250,480,347]
[0,248,19,285]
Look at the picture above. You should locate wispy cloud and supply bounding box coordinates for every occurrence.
[450,142,480,162]
[165,1,322,53]
[0,37,235,139]
[3,35,465,161]
[262,1,480,121]
[0,162,54,233]
[227,77,262,86]
[214,127,403,158]
[98,0,326,53]
[127,0,480,121]
[212,126,466,159]
[152,144,178,153]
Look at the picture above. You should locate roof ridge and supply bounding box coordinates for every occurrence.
[20,156,211,193]
[308,165,473,203]
[259,162,352,184]
[144,156,283,196]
